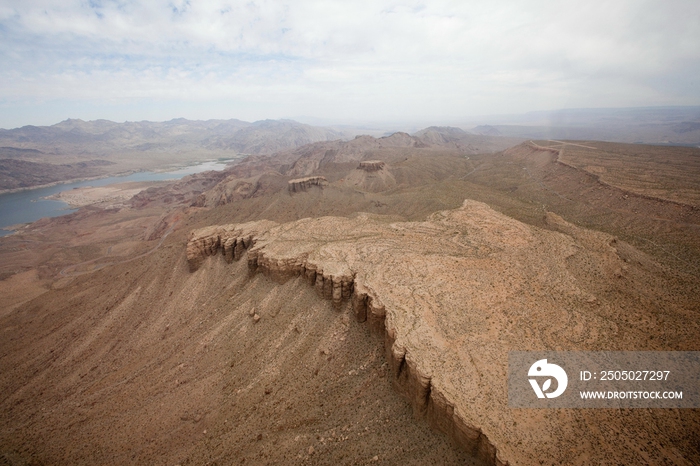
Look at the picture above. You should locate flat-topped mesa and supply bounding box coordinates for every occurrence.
[184,206,518,464]
[344,160,395,192]
[288,176,328,193]
[183,200,689,466]
[358,160,386,172]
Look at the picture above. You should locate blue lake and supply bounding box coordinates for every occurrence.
[0,160,230,237]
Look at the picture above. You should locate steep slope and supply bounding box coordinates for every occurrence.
[340,161,396,193]
[186,200,700,465]
[0,223,477,465]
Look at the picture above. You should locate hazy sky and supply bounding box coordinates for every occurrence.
[1,0,698,128]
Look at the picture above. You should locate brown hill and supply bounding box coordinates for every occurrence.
[206,119,344,154]
[0,118,342,157]
[340,161,396,193]
[189,132,523,208]
[0,158,115,191]
[413,126,521,153]
[547,140,700,207]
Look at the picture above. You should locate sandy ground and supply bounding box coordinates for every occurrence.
[0,269,49,317]
[45,181,171,208]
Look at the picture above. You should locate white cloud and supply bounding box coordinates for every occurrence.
[0,0,698,127]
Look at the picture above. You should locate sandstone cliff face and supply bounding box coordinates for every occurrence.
[186,201,697,466]
[288,176,328,193]
[186,220,277,272]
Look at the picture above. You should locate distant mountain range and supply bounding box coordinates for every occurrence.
[4,106,697,192]
[0,118,346,156]
[0,119,524,191]
[3,106,698,159]
[470,106,700,146]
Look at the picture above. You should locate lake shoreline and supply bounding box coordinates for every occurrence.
[0,170,144,195]
[44,180,172,208]
[0,157,239,195]
[0,159,235,237]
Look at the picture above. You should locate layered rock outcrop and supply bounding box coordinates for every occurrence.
[186,200,698,465]
[186,220,277,272]
[358,160,385,171]
[288,176,328,193]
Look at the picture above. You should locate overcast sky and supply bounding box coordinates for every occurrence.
[0,0,698,128]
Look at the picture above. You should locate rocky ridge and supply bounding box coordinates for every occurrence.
[187,200,698,465]
[288,176,329,193]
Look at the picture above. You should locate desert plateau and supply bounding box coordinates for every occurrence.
[0,119,698,465]
[2,2,700,463]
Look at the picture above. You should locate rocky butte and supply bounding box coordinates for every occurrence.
[187,199,698,465]
[287,176,329,193]
[343,160,396,193]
